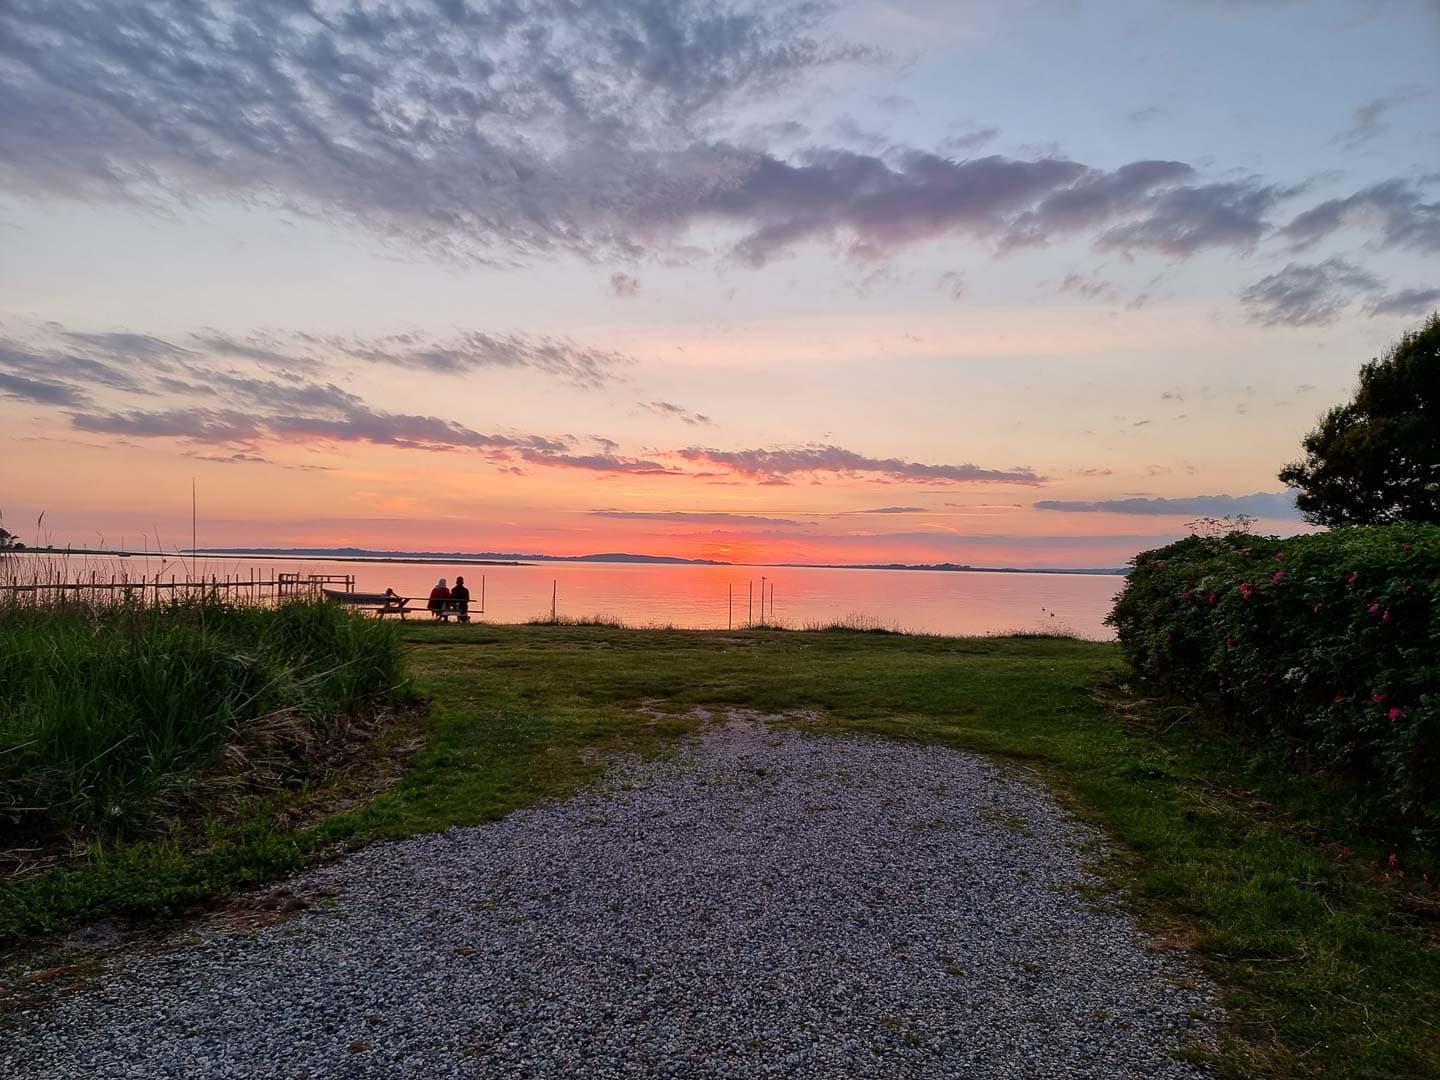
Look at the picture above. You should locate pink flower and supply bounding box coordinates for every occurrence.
[1157,560,1167,569]
[1271,571,1286,584]
[1333,693,1347,704]
[1208,593,1217,604]
[1336,846,1353,861]
[1389,852,1400,869]
[1239,583,1255,600]
[1274,552,1285,562]
[1368,603,1380,614]
[1181,591,1193,602]
[1225,637,1234,648]
[1348,572,1359,586]
[1389,707,1403,722]
[1313,602,1324,614]
[1382,610,1392,624]
[1372,693,1387,703]
[1402,543,1413,552]
[1240,547,1252,556]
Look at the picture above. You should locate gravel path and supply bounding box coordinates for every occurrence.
[4,718,1219,1079]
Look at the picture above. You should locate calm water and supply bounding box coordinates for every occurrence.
[15,555,1125,639]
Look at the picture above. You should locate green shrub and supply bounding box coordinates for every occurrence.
[0,599,404,841]
[1108,525,1440,838]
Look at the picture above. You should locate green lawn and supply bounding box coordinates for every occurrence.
[4,623,1437,1079]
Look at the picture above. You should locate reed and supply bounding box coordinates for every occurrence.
[523,612,630,628]
[0,594,404,844]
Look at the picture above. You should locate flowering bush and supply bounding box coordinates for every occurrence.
[1108,524,1440,835]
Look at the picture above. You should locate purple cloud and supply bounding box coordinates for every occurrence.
[1239,258,1383,326]
[589,510,809,526]
[1035,491,1299,518]
[1367,286,1440,317]
[677,445,1044,485]
[1280,179,1440,254]
[640,401,712,425]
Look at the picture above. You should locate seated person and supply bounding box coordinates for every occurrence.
[427,578,451,618]
[450,576,471,623]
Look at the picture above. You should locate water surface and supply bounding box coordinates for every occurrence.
[11,554,1124,639]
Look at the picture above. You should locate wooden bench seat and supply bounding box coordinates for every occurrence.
[430,600,471,622]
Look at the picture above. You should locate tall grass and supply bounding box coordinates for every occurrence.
[0,596,404,843]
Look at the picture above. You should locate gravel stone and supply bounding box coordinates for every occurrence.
[3,718,1220,1078]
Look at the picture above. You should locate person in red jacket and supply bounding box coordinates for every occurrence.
[427,578,450,618]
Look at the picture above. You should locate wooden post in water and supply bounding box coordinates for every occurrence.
[748,581,753,627]
[769,582,775,621]
[728,583,733,629]
[760,576,766,627]
[551,579,557,622]
[481,575,486,614]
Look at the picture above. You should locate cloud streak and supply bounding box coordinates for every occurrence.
[641,401,712,425]
[1,322,631,393]
[1366,285,1440,318]
[1280,178,1440,255]
[1239,258,1383,326]
[0,370,90,407]
[302,331,631,389]
[677,445,1043,485]
[589,510,809,526]
[1034,492,1299,518]
[837,506,929,514]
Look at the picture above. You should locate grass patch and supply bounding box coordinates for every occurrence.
[0,598,408,941]
[1,598,404,841]
[4,622,1437,1080]
[382,623,1437,1080]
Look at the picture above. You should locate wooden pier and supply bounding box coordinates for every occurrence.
[0,568,355,607]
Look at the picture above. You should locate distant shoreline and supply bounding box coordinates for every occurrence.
[13,546,1128,576]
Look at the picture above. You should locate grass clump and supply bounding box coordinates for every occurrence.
[0,598,405,843]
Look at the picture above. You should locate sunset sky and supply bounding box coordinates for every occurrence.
[2,0,1438,567]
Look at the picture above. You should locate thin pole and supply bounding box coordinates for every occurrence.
[191,478,197,565]
[748,581,753,626]
[728,583,733,629]
[760,576,766,626]
[769,582,775,620]
[551,579,557,622]
[481,574,486,614]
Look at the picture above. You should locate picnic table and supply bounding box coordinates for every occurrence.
[322,589,415,619]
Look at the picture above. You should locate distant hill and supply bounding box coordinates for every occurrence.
[781,562,1130,576]
[195,547,729,566]
[189,548,1125,575]
[23,545,1128,575]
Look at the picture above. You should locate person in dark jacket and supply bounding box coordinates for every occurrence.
[427,578,450,618]
[450,576,471,623]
